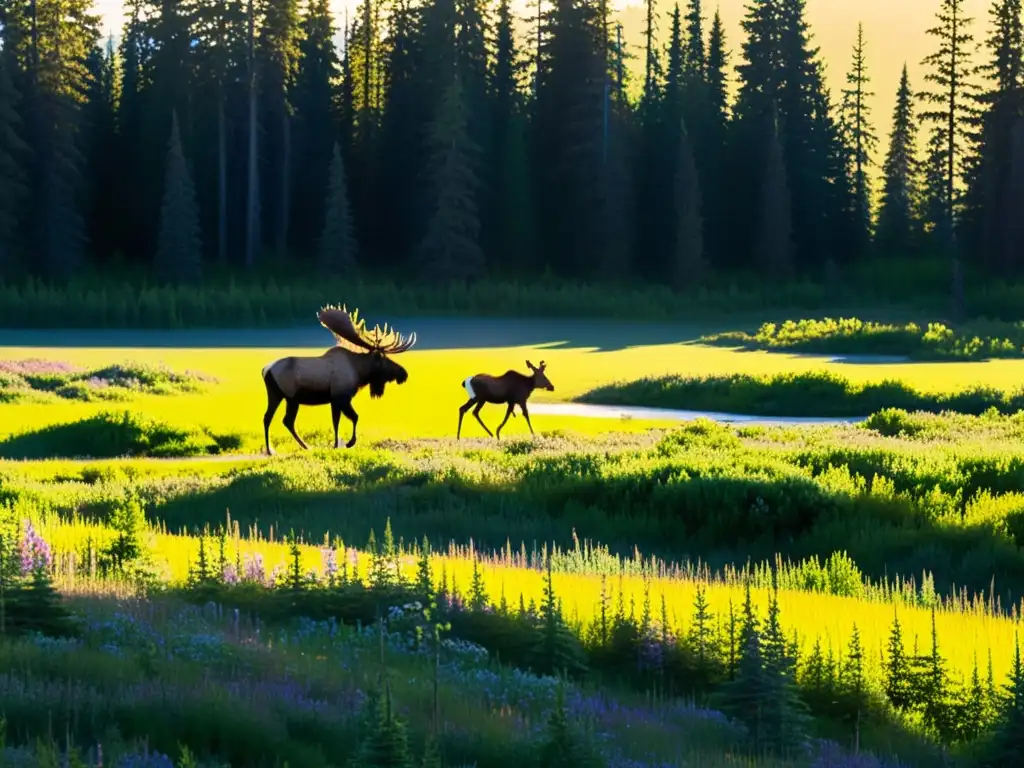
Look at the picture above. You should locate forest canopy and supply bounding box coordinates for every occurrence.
[0,0,1020,288]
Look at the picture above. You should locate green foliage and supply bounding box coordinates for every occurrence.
[700,316,1024,360]
[0,360,212,404]
[416,75,484,282]
[579,369,1024,417]
[155,112,203,284]
[317,143,358,275]
[0,410,242,460]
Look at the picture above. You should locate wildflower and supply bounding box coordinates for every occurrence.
[223,563,240,585]
[242,553,265,583]
[18,520,53,575]
[322,547,338,584]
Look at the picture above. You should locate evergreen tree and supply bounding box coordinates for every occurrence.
[684,0,705,76]
[155,112,203,283]
[670,119,704,289]
[82,39,119,265]
[488,0,536,271]
[291,0,338,258]
[968,0,1024,274]
[757,107,794,278]
[841,23,877,251]
[317,143,358,275]
[256,0,301,259]
[0,50,28,273]
[918,0,982,245]
[985,634,1024,764]
[416,74,484,282]
[884,611,913,710]
[356,684,414,768]
[876,65,923,256]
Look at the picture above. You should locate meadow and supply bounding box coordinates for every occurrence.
[4,314,1024,765]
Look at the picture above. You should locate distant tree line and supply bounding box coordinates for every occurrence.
[0,0,1022,290]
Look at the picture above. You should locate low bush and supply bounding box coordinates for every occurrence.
[699,317,1024,360]
[0,410,242,460]
[0,360,212,403]
[576,369,1024,417]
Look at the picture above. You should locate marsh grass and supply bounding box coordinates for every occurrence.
[700,318,1024,361]
[577,370,1024,418]
[0,360,213,404]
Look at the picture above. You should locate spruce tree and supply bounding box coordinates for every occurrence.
[986,634,1024,764]
[670,118,705,289]
[155,112,203,284]
[357,684,414,768]
[416,74,484,282]
[841,23,877,251]
[884,611,913,711]
[969,0,1024,274]
[876,65,923,256]
[918,0,982,245]
[757,107,794,278]
[317,143,358,275]
[0,51,28,273]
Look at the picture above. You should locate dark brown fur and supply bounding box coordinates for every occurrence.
[457,360,554,439]
[262,308,415,454]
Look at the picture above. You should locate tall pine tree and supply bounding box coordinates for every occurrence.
[155,112,203,283]
[876,65,923,256]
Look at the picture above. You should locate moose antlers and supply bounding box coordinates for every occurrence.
[318,305,418,354]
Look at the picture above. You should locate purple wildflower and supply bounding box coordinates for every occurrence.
[222,563,240,585]
[322,547,338,584]
[18,521,53,575]
[242,553,265,583]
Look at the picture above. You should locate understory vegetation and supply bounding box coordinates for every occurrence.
[577,371,1024,418]
[0,410,243,460]
[0,265,1022,329]
[699,318,1024,361]
[0,360,213,403]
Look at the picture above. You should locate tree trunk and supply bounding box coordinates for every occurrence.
[218,93,227,265]
[278,111,290,260]
[246,0,260,268]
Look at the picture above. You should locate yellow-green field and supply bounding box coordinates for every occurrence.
[38,514,1022,694]
[5,333,1024,450]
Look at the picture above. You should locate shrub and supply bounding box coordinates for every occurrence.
[0,411,242,460]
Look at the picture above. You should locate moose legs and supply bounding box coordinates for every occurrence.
[282,400,311,451]
[331,397,360,449]
[457,398,493,438]
[495,403,516,438]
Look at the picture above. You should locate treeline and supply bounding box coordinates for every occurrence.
[0,0,1022,289]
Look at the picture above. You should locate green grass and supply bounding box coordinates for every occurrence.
[5,258,1024,328]
[576,370,1024,417]
[9,412,1024,607]
[0,359,213,403]
[700,317,1024,361]
[0,410,243,460]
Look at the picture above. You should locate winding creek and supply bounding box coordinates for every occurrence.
[530,401,866,426]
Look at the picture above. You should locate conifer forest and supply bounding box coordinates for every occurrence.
[0,0,1021,288]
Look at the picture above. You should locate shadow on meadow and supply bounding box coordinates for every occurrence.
[0,316,712,354]
[23,421,1024,608]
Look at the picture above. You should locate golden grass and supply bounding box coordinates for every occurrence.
[4,340,1024,450]
[38,515,1024,691]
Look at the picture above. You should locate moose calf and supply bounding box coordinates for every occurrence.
[457,360,554,439]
